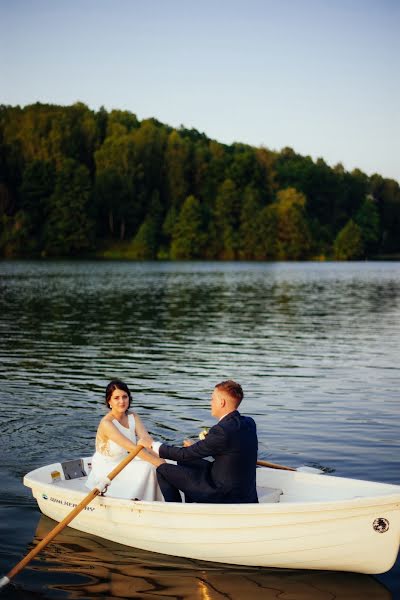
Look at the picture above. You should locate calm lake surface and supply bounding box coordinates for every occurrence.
[0,260,399,599]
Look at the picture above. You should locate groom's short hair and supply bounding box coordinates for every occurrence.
[215,380,243,406]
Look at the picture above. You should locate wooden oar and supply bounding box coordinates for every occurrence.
[257,459,296,471]
[0,445,143,590]
[257,459,323,474]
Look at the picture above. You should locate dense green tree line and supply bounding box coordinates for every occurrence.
[1,102,399,260]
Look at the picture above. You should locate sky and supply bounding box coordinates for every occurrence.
[1,0,399,182]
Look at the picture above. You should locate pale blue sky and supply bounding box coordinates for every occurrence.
[1,0,399,181]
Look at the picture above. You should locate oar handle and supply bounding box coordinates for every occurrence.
[3,445,144,586]
[257,459,296,471]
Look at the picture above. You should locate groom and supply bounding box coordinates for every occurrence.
[139,380,258,503]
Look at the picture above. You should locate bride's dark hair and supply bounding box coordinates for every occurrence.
[105,380,132,409]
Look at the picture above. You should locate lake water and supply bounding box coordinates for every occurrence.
[0,260,399,599]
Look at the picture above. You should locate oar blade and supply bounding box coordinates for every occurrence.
[296,466,324,474]
[1,445,144,588]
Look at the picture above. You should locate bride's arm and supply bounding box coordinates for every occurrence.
[100,420,140,453]
[132,412,154,447]
[132,413,165,466]
[100,419,165,467]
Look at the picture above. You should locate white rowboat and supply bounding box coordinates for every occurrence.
[24,457,400,575]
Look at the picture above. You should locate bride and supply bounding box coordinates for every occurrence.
[86,379,165,501]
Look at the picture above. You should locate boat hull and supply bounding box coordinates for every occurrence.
[24,461,400,574]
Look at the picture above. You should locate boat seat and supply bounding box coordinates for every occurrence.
[258,486,283,503]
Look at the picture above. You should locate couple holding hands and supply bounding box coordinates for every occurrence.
[86,379,258,504]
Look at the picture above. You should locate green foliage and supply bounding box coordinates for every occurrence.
[255,205,279,260]
[275,152,368,235]
[161,205,179,250]
[0,103,399,260]
[334,220,364,260]
[94,129,145,239]
[106,110,139,137]
[0,210,36,256]
[128,219,159,259]
[19,160,55,240]
[129,191,163,259]
[165,131,190,208]
[274,188,312,260]
[213,179,240,259]
[43,159,94,256]
[0,181,15,217]
[370,175,400,253]
[354,196,380,255]
[170,195,205,259]
[239,186,263,259]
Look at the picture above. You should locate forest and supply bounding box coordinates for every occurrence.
[1,102,399,260]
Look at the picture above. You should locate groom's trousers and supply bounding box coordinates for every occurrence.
[156,458,220,503]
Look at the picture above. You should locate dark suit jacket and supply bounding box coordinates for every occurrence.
[159,410,258,503]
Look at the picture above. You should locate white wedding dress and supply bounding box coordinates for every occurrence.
[86,413,164,501]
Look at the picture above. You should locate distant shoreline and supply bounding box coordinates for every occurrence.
[2,253,400,263]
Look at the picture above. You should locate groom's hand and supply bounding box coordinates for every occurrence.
[183,439,194,447]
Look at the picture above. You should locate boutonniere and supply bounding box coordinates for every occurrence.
[199,427,210,440]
